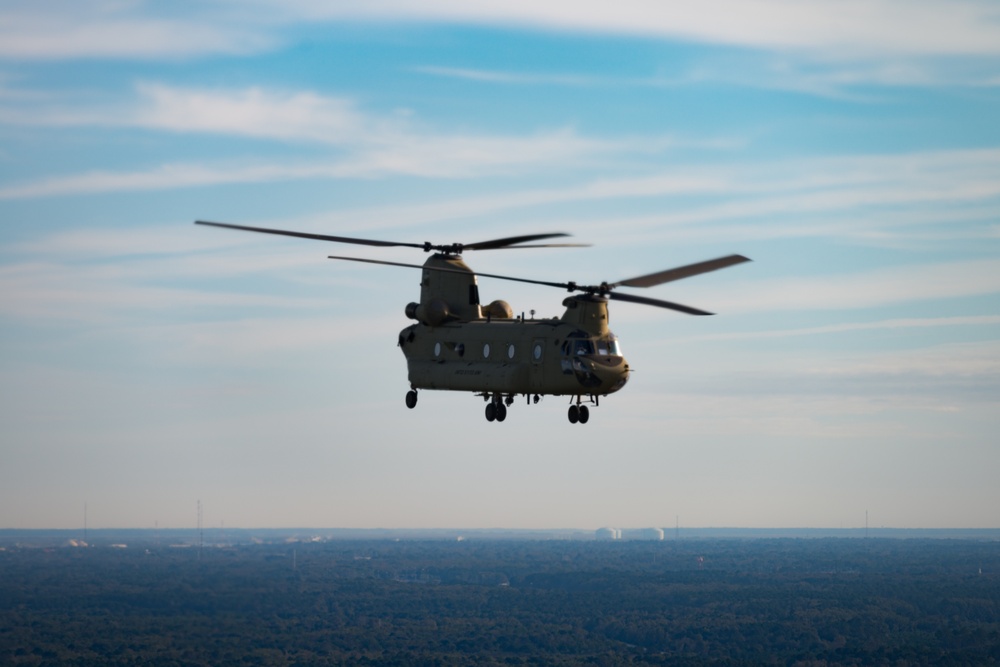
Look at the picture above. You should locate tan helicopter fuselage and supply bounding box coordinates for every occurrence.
[193,219,748,422]
[397,254,629,399]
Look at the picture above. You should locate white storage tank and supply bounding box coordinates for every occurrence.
[631,527,665,541]
[595,527,620,540]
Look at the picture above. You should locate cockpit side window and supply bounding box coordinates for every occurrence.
[608,333,622,356]
[574,340,595,355]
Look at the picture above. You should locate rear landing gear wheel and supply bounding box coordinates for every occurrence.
[485,402,496,422]
[496,403,507,422]
[405,390,417,409]
[578,405,590,424]
[568,404,579,424]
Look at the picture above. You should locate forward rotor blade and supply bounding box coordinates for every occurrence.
[613,254,751,288]
[196,221,419,248]
[328,255,571,290]
[609,291,714,316]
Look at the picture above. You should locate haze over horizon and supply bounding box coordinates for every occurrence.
[2,1,999,530]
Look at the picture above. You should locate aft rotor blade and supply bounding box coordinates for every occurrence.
[486,242,591,249]
[613,254,751,288]
[465,233,578,250]
[198,221,583,253]
[196,221,419,248]
[609,291,714,316]
[328,255,571,290]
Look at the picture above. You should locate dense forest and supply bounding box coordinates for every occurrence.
[2,537,999,666]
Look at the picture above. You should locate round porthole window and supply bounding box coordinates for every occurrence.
[483,343,491,358]
[533,343,543,360]
[507,344,516,359]
[433,342,441,357]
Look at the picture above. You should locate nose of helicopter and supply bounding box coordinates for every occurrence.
[585,355,630,394]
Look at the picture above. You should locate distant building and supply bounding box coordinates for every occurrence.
[596,528,665,541]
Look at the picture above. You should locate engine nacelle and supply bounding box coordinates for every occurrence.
[405,298,451,327]
[483,299,513,319]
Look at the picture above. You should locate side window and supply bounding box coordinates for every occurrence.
[533,343,543,360]
[483,343,491,358]
[507,344,515,360]
[608,334,622,356]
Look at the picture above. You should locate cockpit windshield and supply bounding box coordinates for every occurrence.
[599,333,622,356]
[563,334,622,357]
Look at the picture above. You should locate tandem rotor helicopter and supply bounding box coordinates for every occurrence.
[196,221,750,425]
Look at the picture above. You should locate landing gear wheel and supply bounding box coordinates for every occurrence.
[405,390,417,409]
[485,402,496,422]
[496,403,507,422]
[568,404,579,424]
[578,405,590,424]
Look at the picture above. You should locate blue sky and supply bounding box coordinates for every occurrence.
[2,1,999,530]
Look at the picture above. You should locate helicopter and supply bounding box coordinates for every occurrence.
[196,220,750,424]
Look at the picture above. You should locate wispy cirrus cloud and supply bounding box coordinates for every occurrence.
[0,82,380,142]
[416,56,1000,99]
[697,257,1000,314]
[0,133,646,199]
[413,66,606,87]
[264,0,1000,59]
[684,315,1000,341]
[0,81,687,197]
[4,1,1000,93]
[4,136,1000,259]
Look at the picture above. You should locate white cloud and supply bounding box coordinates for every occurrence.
[690,315,1000,341]
[702,257,1000,314]
[413,66,606,87]
[0,260,326,323]
[267,0,1000,58]
[0,135,631,199]
[0,82,665,196]
[3,1,999,91]
[0,83,381,142]
[0,2,273,60]
[412,59,993,98]
[134,83,375,143]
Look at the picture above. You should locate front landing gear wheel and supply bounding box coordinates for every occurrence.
[485,402,496,422]
[578,405,590,424]
[405,390,417,409]
[568,404,579,424]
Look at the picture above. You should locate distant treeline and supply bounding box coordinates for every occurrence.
[4,526,1000,548]
[2,538,999,665]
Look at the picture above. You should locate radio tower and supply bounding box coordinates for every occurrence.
[197,500,204,560]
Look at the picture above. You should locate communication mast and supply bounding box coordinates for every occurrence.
[197,500,203,560]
